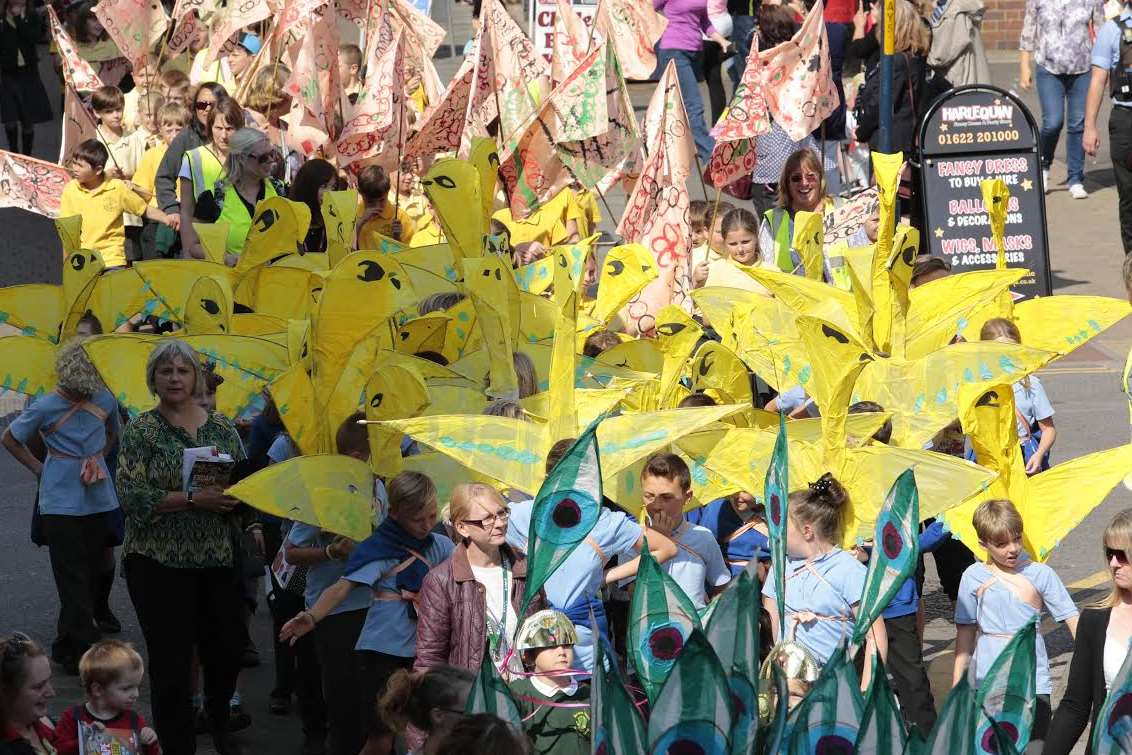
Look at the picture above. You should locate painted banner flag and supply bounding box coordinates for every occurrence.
[284,7,342,138]
[521,420,602,609]
[498,95,572,220]
[59,86,98,166]
[760,0,838,141]
[47,7,103,92]
[405,56,475,164]
[0,151,71,218]
[551,0,591,84]
[765,411,788,634]
[337,29,407,168]
[707,37,770,188]
[851,468,920,644]
[646,630,733,753]
[549,43,607,143]
[203,0,272,66]
[641,60,695,180]
[628,538,702,702]
[93,0,169,68]
[595,0,667,81]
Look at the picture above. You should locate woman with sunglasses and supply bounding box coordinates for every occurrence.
[0,633,56,755]
[152,82,228,248]
[177,96,245,262]
[1044,509,1132,754]
[414,483,545,679]
[188,127,283,265]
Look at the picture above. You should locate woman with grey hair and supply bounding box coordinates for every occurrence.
[0,340,120,676]
[115,338,249,755]
[188,125,283,266]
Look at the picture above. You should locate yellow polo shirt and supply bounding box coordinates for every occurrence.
[357,201,416,249]
[57,178,148,268]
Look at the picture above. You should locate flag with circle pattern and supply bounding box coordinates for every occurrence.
[923,673,977,755]
[592,618,648,755]
[1094,635,1132,754]
[520,418,603,612]
[646,629,733,754]
[851,468,920,645]
[705,570,761,755]
[974,621,1036,754]
[855,655,907,753]
[784,645,864,754]
[628,537,703,703]
[765,411,789,634]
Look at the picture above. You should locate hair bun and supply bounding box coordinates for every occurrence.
[808,473,847,507]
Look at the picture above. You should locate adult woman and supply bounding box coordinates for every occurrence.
[1045,509,1132,754]
[190,127,283,264]
[0,634,55,755]
[0,0,51,157]
[979,318,1057,473]
[288,159,343,254]
[1,341,120,675]
[154,81,229,238]
[281,471,454,755]
[116,338,249,755]
[178,96,243,261]
[1018,0,1103,198]
[379,666,474,755]
[244,65,304,185]
[415,483,544,676]
[653,0,732,163]
[758,150,843,283]
[854,0,934,153]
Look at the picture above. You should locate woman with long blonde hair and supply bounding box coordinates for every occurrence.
[1045,509,1132,754]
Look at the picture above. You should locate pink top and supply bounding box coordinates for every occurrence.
[655,0,718,51]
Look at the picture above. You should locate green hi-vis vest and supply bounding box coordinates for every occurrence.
[762,207,853,291]
[185,146,225,202]
[214,178,280,256]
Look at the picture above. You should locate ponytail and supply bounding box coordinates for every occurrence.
[787,472,849,543]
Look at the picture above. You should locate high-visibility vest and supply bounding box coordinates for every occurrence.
[185,146,224,202]
[213,178,280,256]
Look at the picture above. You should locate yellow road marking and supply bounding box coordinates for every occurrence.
[1038,366,1119,375]
[1067,568,1112,591]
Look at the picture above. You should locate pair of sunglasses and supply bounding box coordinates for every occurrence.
[1106,547,1130,566]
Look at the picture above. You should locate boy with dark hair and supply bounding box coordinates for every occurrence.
[338,44,363,106]
[58,139,175,269]
[356,165,415,246]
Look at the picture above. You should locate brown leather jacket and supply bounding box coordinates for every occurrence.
[413,543,545,674]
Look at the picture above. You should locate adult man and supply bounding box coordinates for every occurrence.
[1084,6,1132,253]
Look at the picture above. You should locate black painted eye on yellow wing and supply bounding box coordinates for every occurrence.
[656,322,686,337]
[821,324,849,344]
[254,209,278,232]
[606,259,625,276]
[200,298,220,315]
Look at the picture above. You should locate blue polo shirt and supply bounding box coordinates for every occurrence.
[1092,9,1132,107]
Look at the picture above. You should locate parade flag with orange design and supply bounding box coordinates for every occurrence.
[498,95,571,219]
[640,59,695,181]
[0,151,71,218]
[707,38,771,188]
[759,0,838,141]
[204,0,272,66]
[594,0,667,81]
[285,7,342,138]
[93,0,169,68]
[551,0,592,84]
[337,28,408,169]
[406,57,476,165]
[47,7,103,92]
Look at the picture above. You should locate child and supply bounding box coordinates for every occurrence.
[510,610,591,755]
[688,199,710,249]
[57,139,176,269]
[705,208,775,293]
[122,54,160,133]
[953,499,1078,747]
[761,473,887,691]
[134,101,190,259]
[91,85,148,262]
[639,452,731,610]
[356,165,416,246]
[690,200,734,288]
[338,43,362,107]
[1,0,53,156]
[55,640,160,755]
[685,491,770,582]
[157,68,191,108]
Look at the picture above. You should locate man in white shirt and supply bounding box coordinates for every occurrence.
[640,452,731,609]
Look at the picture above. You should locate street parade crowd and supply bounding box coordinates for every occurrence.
[2,0,1132,751]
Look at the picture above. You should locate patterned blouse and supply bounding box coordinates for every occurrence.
[116,408,247,569]
[1019,0,1105,75]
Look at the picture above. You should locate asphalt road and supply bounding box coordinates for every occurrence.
[1,32,1130,755]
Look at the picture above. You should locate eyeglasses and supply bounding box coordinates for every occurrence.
[249,151,279,164]
[1107,547,1130,566]
[788,173,819,184]
[194,100,215,111]
[462,509,510,528]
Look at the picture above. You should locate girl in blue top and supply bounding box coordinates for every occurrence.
[980,318,1057,474]
[761,474,888,691]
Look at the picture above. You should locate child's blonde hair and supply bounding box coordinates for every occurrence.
[79,640,143,694]
[972,499,1024,544]
[158,101,191,130]
[388,471,438,518]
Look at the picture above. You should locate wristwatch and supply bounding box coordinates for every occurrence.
[186,489,194,508]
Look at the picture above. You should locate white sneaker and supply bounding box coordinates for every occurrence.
[1069,183,1088,199]
[1042,168,1050,193]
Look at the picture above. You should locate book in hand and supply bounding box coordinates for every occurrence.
[79,719,141,755]
[182,446,235,494]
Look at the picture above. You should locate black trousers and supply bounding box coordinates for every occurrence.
[700,41,730,125]
[267,583,327,737]
[125,554,247,755]
[41,512,114,662]
[312,608,367,755]
[883,612,937,736]
[1109,106,1132,254]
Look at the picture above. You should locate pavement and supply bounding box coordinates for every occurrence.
[0,11,1129,754]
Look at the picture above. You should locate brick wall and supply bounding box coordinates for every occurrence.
[981,0,1024,50]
